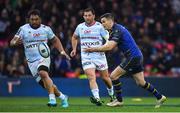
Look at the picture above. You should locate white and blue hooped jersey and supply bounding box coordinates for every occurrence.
[15,24,55,63]
[74,21,109,58]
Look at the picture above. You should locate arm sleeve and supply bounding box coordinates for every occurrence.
[109,29,121,43]
[15,27,23,38]
[47,26,55,40]
[74,25,80,37]
[100,26,109,41]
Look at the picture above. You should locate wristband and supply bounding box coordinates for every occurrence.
[61,51,65,54]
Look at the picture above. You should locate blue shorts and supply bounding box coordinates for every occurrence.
[119,56,144,74]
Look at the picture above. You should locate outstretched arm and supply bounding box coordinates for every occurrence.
[51,36,71,60]
[84,40,117,52]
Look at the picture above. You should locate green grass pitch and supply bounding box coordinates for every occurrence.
[0,97,180,112]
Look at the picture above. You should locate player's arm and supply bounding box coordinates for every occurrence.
[84,40,117,52]
[10,27,23,46]
[51,36,71,60]
[70,33,78,57]
[10,36,23,46]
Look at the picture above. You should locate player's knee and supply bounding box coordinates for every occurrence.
[101,75,109,81]
[136,80,145,87]
[38,70,49,79]
[88,77,96,83]
[110,74,118,81]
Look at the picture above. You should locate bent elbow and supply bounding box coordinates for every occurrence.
[107,46,114,51]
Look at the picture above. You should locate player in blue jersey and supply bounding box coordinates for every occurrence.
[84,13,166,108]
[10,9,70,107]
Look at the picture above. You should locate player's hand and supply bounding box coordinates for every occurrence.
[61,51,71,60]
[83,48,96,52]
[12,36,23,46]
[70,50,76,57]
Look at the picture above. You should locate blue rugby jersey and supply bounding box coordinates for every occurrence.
[109,23,142,58]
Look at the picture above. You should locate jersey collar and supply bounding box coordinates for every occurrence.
[85,21,96,27]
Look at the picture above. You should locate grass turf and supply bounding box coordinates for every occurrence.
[0,97,180,112]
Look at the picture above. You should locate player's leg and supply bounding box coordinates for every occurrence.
[106,66,125,107]
[95,58,114,101]
[85,68,99,98]
[132,72,166,108]
[27,60,56,106]
[38,80,68,107]
[38,66,57,106]
[53,84,69,108]
[82,59,103,106]
[99,69,115,101]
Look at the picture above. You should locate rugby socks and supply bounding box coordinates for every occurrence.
[59,93,66,100]
[143,82,162,100]
[107,87,114,96]
[49,93,56,101]
[91,88,100,99]
[112,79,123,102]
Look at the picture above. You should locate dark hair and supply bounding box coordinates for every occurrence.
[28,9,41,18]
[83,7,95,15]
[100,13,114,21]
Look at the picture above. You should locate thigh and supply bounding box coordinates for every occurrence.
[110,66,126,80]
[93,56,108,71]
[120,56,144,75]
[28,58,50,82]
[81,57,96,70]
[84,68,96,80]
[99,69,109,78]
[37,57,50,70]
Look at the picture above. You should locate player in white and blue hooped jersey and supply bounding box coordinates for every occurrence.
[84,13,166,108]
[74,21,109,59]
[10,9,70,107]
[70,8,115,106]
[15,23,54,63]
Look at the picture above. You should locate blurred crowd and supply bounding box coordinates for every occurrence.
[0,0,179,78]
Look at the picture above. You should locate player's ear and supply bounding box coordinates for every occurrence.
[39,18,42,23]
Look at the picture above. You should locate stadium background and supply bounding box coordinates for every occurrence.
[0,0,180,97]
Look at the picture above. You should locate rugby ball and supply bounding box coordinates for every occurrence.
[38,42,50,58]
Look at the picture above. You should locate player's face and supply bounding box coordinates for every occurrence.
[101,17,112,30]
[29,15,41,29]
[83,11,95,25]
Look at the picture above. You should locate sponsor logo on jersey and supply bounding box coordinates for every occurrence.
[84,30,91,34]
[81,41,100,46]
[33,33,40,37]
[26,43,39,49]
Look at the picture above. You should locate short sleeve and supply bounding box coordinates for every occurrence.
[100,26,109,41]
[109,29,121,43]
[15,27,23,38]
[47,26,55,40]
[74,25,80,37]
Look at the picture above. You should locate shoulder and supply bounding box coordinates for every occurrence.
[95,21,103,27]
[95,21,102,25]
[20,24,30,30]
[77,22,85,28]
[41,24,51,29]
[114,24,125,33]
[40,24,54,33]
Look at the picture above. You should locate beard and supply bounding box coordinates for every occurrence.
[30,23,40,29]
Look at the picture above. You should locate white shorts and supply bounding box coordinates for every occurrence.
[81,53,108,71]
[27,57,50,82]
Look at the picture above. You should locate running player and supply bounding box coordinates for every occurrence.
[84,13,166,108]
[10,9,70,108]
[70,8,115,106]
